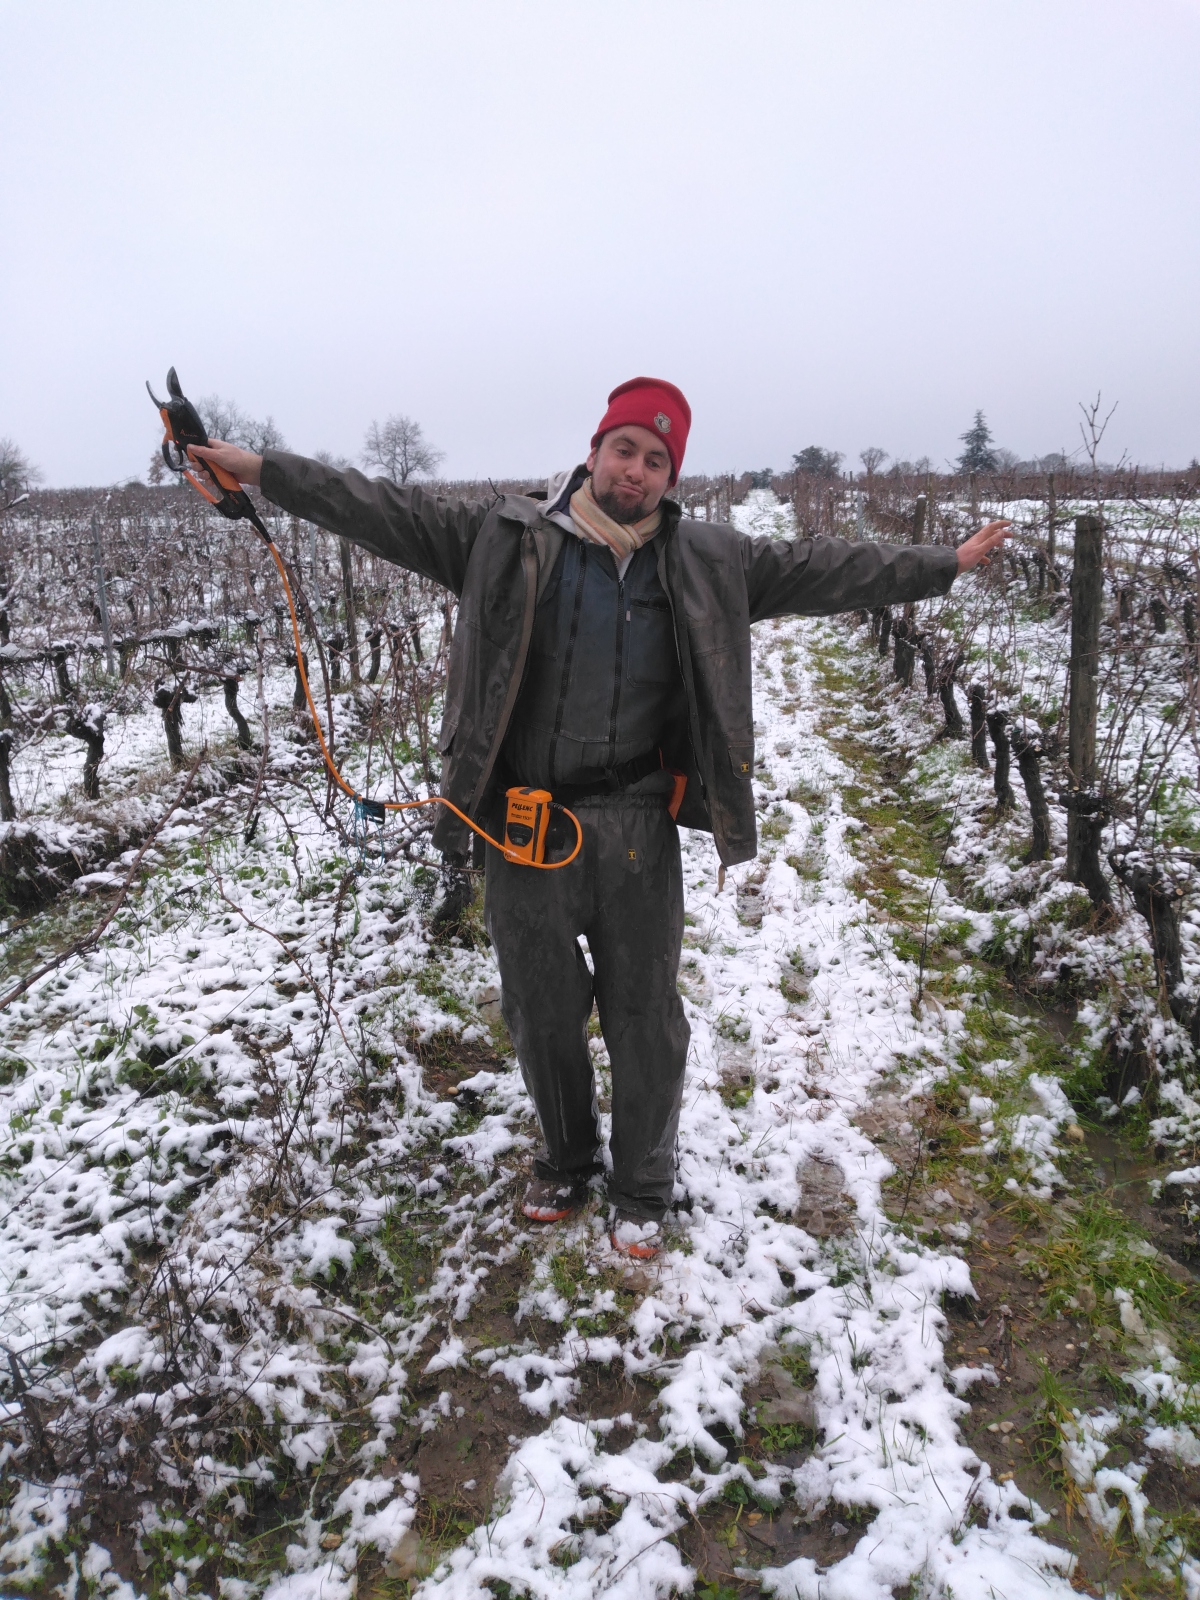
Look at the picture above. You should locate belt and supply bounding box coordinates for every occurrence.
[544,750,664,805]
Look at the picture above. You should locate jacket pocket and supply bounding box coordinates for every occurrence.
[728,744,754,780]
[437,713,459,755]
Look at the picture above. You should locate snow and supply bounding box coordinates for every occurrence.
[2,487,1194,1596]
[424,1420,693,1599]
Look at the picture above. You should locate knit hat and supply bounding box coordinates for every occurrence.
[591,377,692,484]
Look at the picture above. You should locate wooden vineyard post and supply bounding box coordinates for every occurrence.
[1066,514,1102,803]
[308,523,324,613]
[1046,472,1057,567]
[0,728,14,821]
[90,512,116,677]
[910,494,927,544]
[1065,513,1110,904]
[339,538,361,684]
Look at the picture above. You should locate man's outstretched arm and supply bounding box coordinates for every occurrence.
[190,440,487,597]
[742,519,1013,622]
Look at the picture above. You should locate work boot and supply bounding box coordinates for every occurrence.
[610,1213,661,1260]
[521,1176,585,1223]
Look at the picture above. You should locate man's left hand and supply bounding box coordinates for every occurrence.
[956,520,1013,575]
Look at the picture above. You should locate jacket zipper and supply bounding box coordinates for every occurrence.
[607,574,626,768]
[547,541,587,785]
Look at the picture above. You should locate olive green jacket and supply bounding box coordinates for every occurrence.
[260,451,958,865]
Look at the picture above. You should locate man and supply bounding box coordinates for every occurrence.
[194,378,1010,1259]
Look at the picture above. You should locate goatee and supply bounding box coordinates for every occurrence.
[594,486,648,525]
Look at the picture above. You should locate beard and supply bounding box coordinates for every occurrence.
[593,483,649,524]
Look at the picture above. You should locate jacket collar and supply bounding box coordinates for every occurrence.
[545,463,588,521]
[493,466,682,537]
[490,468,580,532]
[541,464,683,536]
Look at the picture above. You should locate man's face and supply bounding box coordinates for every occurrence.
[586,425,673,524]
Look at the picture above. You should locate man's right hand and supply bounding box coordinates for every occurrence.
[189,439,263,488]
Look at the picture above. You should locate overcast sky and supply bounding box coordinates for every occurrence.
[3,1,1198,487]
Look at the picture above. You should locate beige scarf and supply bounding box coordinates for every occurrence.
[569,476,661,561]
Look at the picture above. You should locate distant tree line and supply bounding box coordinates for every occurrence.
[785,411,1092,484]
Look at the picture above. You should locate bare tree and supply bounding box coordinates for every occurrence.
[1078,392,1124,496]
[362,415,445,484]
[241,415,288,454]
[859,446,888,479]
[196,395,287,454]
[0,438,42,511]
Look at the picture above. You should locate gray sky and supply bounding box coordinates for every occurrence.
[3,0,1198,487]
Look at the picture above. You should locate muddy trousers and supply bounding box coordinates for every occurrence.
[483,792,690,1220]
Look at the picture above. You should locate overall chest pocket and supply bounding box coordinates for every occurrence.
[626,596,680,685]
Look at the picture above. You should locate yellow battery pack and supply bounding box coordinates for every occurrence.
[503,787,553,865]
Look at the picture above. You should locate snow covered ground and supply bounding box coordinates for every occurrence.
[4,667,296,820]
[1,491,1196,1598]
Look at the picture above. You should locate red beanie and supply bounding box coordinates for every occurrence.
[591,377,691,484]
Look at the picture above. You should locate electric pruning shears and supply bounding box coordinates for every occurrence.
[146,368,272,544]
[144,367,584,867]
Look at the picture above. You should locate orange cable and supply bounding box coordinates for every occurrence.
[263,539,583,869]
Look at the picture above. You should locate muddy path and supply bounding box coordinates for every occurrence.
[784,611,1200,1598]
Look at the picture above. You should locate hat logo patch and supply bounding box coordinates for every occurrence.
[654,412,671,434]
